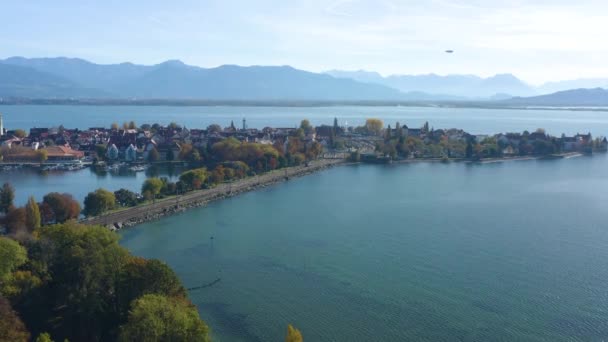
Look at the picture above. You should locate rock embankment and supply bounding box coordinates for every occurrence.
[82,159,344,229]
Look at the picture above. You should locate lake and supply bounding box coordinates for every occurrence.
[2,104,608,136]
[121,155,608,341]
[3,105,608,340]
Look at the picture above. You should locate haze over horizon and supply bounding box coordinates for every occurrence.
[3,0,608,85]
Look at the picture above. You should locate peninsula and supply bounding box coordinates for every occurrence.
[0,116,606,232]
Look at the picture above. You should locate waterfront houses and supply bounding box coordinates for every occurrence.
[0,117,604,165]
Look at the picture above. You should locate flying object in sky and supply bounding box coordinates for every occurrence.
[445,50,454,53]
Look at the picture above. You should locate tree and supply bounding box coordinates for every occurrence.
[25,196,41,231]
[95,144,107,160]
[83,188,116,217]
[147,148,160,162]
[6,207,27,236]
[207,124,221,134]
[42,193,80,223]
[116,258,186,319]
[13,129,27,138]
[422,121,430,133]
[0,237,27,281]
[300,119,313,135]
[142,178,163,200]
[30,223,130,340]
[114,189,139,207]
[35,149,48,163]
[365,119,383,136]
[128,121,137,129]
[179,168,208,190]
[35,332,53,342]
[0,296,30,342]
[286,324,303,342]
[111,122,119,130]
[0,182,14,214]
[118,294,210,342]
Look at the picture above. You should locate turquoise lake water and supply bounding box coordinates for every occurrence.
[3,105,608,340]
[121,155,608,341]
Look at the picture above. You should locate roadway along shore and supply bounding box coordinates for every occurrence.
[81,158,345,229]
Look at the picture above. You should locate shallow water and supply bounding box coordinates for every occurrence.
[121,155,608,341]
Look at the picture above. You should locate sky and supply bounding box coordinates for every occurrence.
[1,0,608,85]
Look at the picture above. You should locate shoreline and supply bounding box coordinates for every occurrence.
[81,158,345,229]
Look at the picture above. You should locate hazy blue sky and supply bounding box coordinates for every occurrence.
[1,0,607,84]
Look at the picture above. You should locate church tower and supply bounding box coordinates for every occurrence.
[0,112,4,136]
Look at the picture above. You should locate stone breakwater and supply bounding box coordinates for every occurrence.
[82,159,345,229]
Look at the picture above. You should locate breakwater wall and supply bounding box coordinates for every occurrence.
[82,159,344,229]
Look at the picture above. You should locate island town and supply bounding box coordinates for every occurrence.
[0,113,605,170]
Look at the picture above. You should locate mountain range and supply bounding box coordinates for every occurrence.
[325,70,536,98]
[0,57,407,101]
[0,56,607,106]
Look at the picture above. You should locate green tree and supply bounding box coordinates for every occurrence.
[128,121,137,129]
[83,188,116,217]
[0,182,15,213]
[116,258,186,320]
[286,324,303,342]
[0,237,27,281]
[35,332,54,342]
[42,193,80,223]
[142,178,164,200]
[179,168,207,190]
[300,119,313,135]
[118,294,210,342]
[31,223,130,341]
[207,124,221,133]
[114,189,139,207]
[95,144,107,160]
[25,196,41,230]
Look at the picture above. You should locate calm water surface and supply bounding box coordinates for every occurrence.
[2,104,608,135]
[121,155,608,341]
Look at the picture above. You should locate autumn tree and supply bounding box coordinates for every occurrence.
[286,324,303,342]
[35,149,48,163]
[42,193,80,223]
[179,168,207,190]
[147,148,160,162]
[111,122,119,130]
[118,294,210,342]
[25,196,41,231]
[365,118,384,136]
[5,207,27,236]
[0,296,30,342]
[0,182,14,213]
[83,188,116,217]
